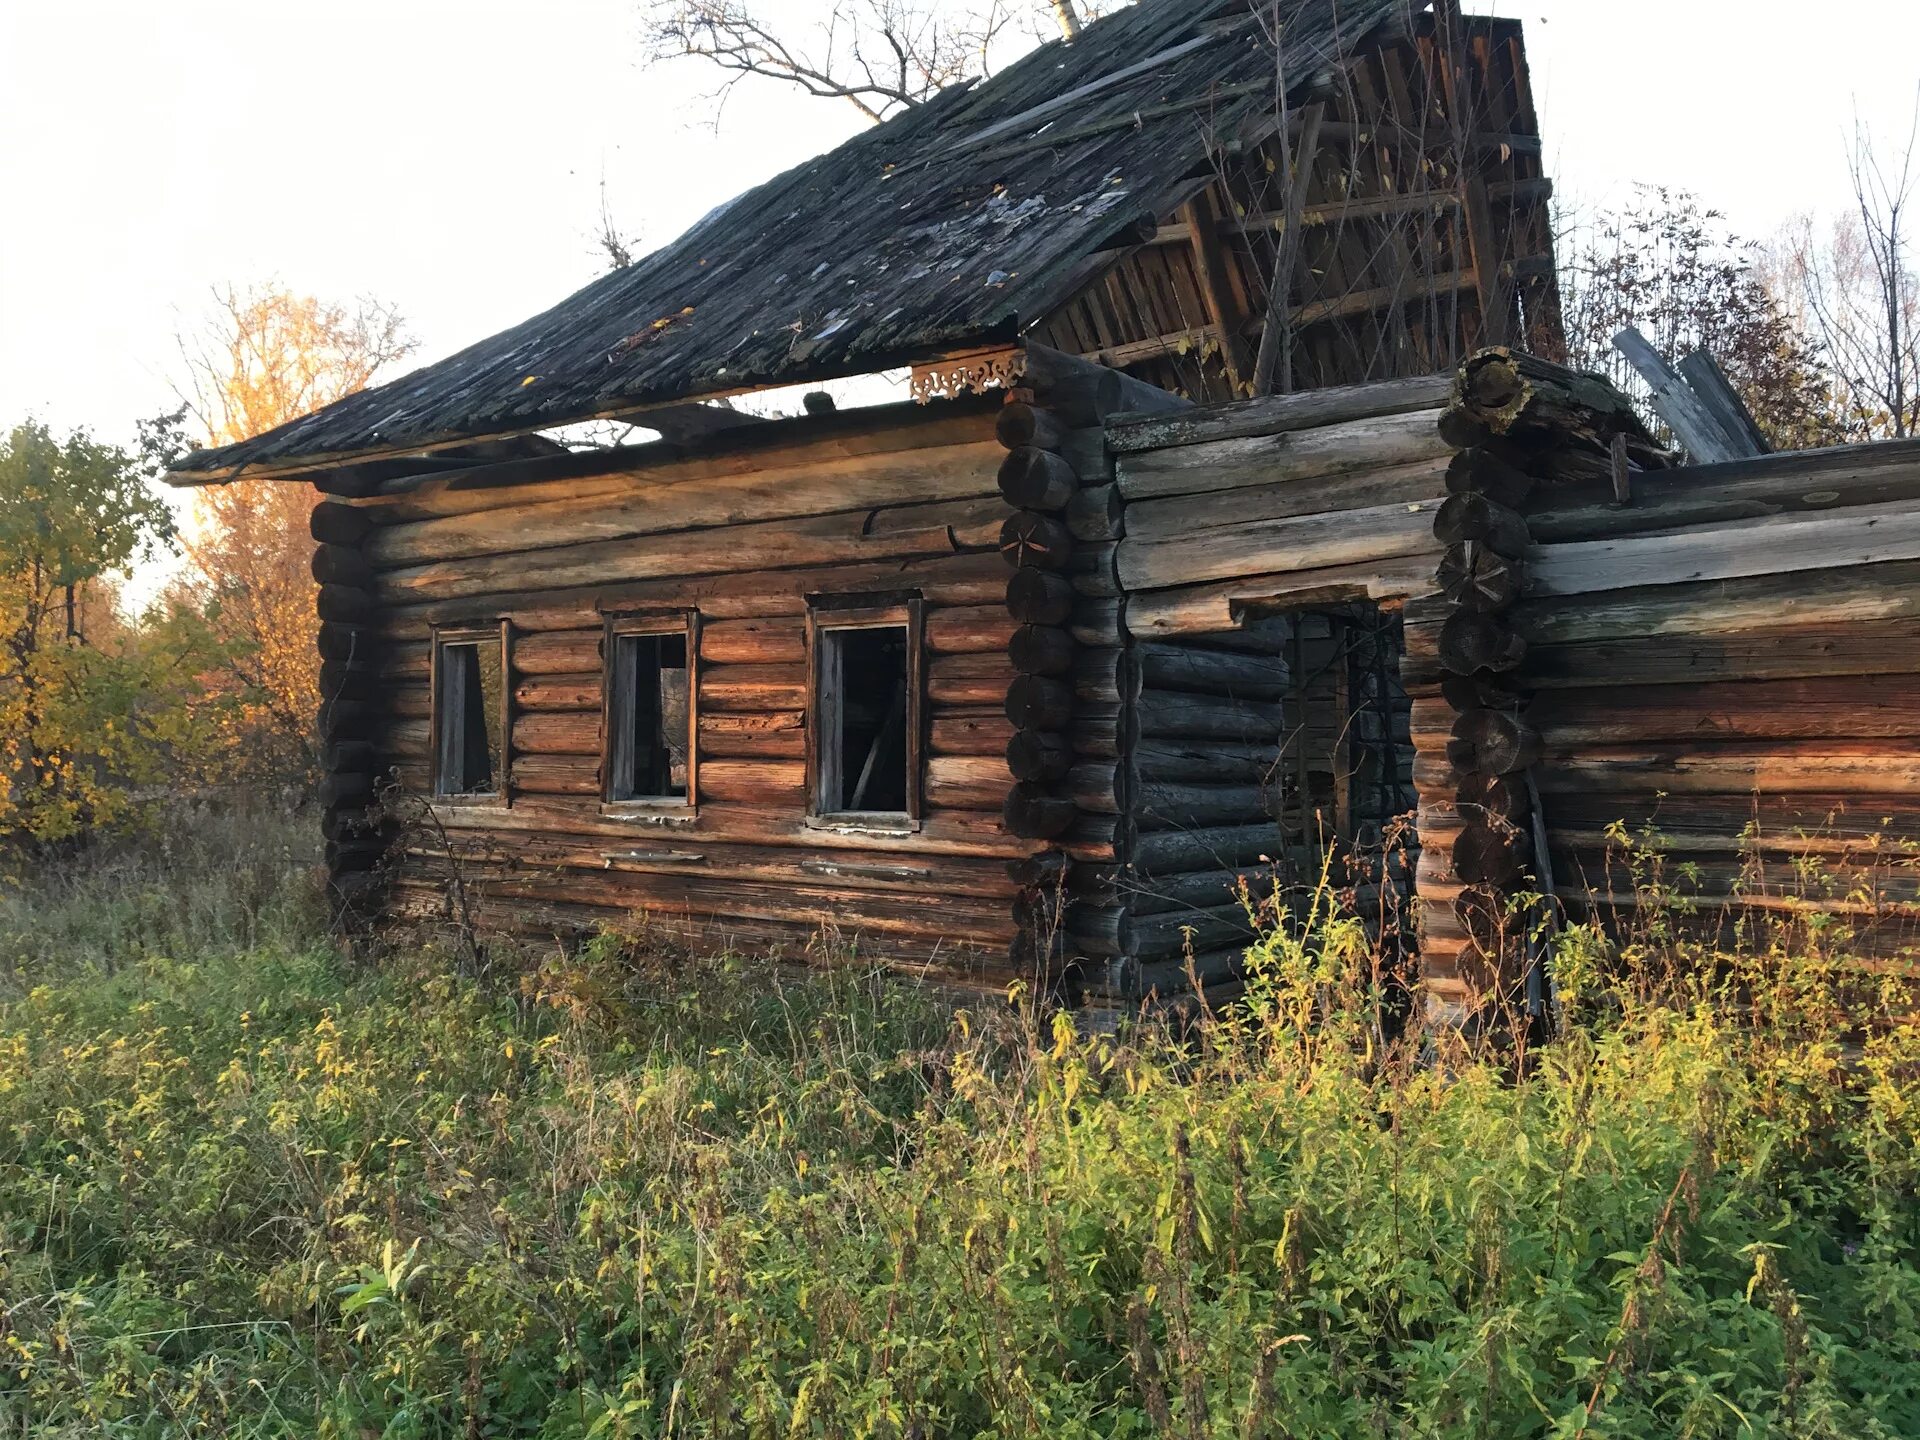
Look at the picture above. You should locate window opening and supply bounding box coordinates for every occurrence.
[818,623,911,816]
[608,629,690,802]
[435,632,506,797]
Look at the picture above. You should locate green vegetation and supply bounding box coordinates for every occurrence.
[2,816,1917,1438]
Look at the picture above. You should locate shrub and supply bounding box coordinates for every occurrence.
[0,832,1916,1437]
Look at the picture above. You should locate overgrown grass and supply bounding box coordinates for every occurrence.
[1,818,1917,1437]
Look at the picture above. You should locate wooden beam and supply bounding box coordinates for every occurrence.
[1179,188,1253,392]
[1677,350,1771,456]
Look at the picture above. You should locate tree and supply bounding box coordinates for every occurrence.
[1559,187,1842,451]
[0,421,211,849]
[1773,109,1920,442]
[173,283,417,787]
[642,0,1103,124]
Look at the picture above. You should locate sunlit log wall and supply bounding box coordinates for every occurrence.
[1429,351,1920,1022]
[325,395,1052,994]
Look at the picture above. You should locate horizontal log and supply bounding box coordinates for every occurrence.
[1006,675,1074,730]
[931,709,1013,757]
[1136,782,1274,832]
[1000,510,1074,571]
[925,605,1020,656]
[515,711,601,756]
[1447,444,1536,508]
[1007,569,1076,626]
[1132,822,1286,877]
[1065,484,1124,542]
[515,674,602,712]
[375,496,1004,603]
[1010,624,1074,676]
[1124,553,1442,636]
[512,755,602,796]
[1068,541,1121,598]
[1532,741,1920,797]
[1450,708,1542,775]
[1438,612,1525,675]
[700,663,807,712]
[701,710,806,758]
[1105,376,1451,452]
[1021,342,1189,427]
[1007,729,1073,782]
[1135,690,1278,741]
[311,500,373,547]
[697,759,807,804]
[1525,437,1920,543]
[1004,783,1077,840]
[316,585,376,626]
[1521,618,1920,688]
[1523,675,1920,743]
[700,618,805,666]
[1511,560,1920,647]
[1138,644,1290,698]
[1073,646,1126,706]
[1122,455,1447,542]
[1114,408,1452,500]
[998,446,1078,510]
[1135,738,1283,782]
[1069,598,1123,649]
[1438,542,1524,612]
[1526,499,1920,600]
[1432,493,1530,556]
[996,402,1065,453]
[312,545,374,589]
[928,651,1014,707]
[926,754,1012,810]
[383,550,1008,631]
[362,439,1005,565]
[514,630,602,676]
[1116,498,1444,592]
[1452,825,1530,885]
[317,623,375,663]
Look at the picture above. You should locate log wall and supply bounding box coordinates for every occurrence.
[1513,435,1920,965]
[336,395,1044,991]
[1094,376,1456,1004]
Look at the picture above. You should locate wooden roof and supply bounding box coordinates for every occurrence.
[172,0,1405,480]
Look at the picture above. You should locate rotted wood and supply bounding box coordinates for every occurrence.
[1006,674,1075,730]
[999,447,1079,510]
[1004,782,1078,840]
[1438,612,1526,675]
[1007,729,1074,782]
[1448,348,1662,461]
[997,402,1066,452]
[310,500,374,547]
[1432,493,1530,556]
[316,585,376,626]
[1450,709,1543,776]
[1445,444,1537,509]
[1437,542,1524,612]
[312,544,375,589]
[1000,511,1074,570]
[1007,568,1076,626]
[1010,623,1074,676]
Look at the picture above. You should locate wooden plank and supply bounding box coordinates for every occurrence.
[1125,553,1442,637]
[1106,376,1451,452]
[1677,350,1770,456]
[1611,326,1748,463]
[1526,500,1920,599]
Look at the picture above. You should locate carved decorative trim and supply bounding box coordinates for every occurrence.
[910,348,1025,403]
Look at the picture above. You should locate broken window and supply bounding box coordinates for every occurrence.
[811,601,922,821]
[606,620,693,804]
[434,627,508,798]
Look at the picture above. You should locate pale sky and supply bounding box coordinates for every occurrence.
[3,0,1918,455]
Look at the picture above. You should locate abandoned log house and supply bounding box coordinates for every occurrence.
[165,0,1920,1016]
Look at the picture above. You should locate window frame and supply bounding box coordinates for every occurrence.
[430,621,513,807]
[600,609,701,816]
[805,597,924,831]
